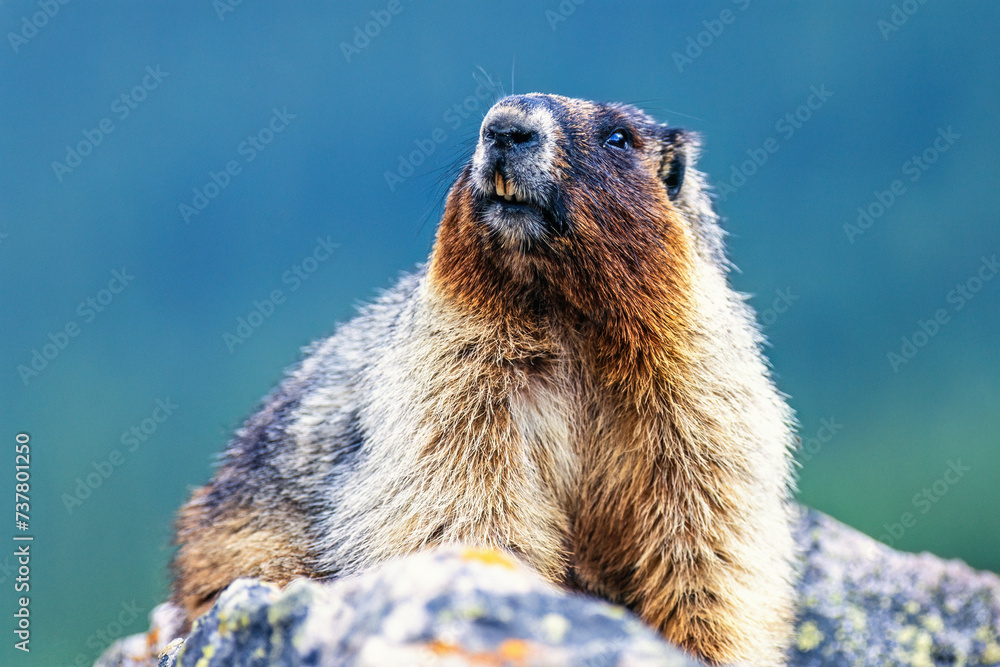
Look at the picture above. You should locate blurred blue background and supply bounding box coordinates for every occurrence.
[1,2,998,664]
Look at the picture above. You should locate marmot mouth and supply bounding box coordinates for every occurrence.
[471,169,568,238]
[479,171,548,216]
[476,192,568,240]
[486,193,541,213]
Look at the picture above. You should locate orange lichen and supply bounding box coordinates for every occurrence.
[498,638,531,661]
[425,638,535,665]
[461,548,517,570]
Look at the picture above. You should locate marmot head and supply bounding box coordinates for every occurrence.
[469,94,689,245]
[429,94,703,364]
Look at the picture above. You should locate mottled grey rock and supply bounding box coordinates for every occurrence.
[97,508,1000,666]
[160,547,701,667]
[790,509,1000,666]
[92,603,184,667]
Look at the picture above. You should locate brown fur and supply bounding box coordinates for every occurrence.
[172,489,314,622]
[427,127,787,662]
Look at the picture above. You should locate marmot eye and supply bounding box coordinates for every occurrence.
[605,129,631,150]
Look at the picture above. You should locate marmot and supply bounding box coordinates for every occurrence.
[172,93,797,666]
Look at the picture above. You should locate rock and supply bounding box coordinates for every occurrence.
[92,602,184,667]
[791,509,1000,666]
[151,548,699,667]
[97,508,1000,666]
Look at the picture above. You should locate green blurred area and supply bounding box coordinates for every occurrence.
[1,2,997,664]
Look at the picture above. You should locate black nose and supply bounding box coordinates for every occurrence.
[483,124,540,152]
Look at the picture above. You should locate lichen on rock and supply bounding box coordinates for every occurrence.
[96,508,1000,666]
[151,546,700,666]
[791,509,1000,666]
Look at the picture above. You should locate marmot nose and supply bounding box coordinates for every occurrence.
[483,123,540,153]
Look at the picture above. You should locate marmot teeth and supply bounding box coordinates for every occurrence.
[494,171,529,203]
[495,171,508,197]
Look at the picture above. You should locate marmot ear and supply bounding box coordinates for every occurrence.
[659,128,693,201]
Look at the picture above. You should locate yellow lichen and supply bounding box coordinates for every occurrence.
[921,614,944,634]
[910,630,934,667]
[217,603,254,635]
[215,609,229,635]
[845,606,867,632]
[982,641,1000,664]
[975,626,993,642]
[456,603,487,620]
[796,620,824,652]
[540,613,570,643]
[194,643,216,667]
[597,605,626,620]
[896,625,917,645]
